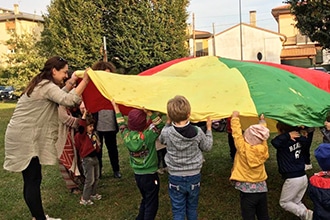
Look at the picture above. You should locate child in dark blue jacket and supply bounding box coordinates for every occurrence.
[271,121,313,220]
[309,116,330,220]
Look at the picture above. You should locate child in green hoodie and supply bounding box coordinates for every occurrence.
[111,100,165,220]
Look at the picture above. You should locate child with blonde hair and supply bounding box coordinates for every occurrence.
[159,95,213,220]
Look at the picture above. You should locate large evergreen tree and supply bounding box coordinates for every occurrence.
[286,0,330,49]
[39,0,105,70]
[102,0,190,74]
[39,0,190,73]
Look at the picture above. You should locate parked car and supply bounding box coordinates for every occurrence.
[0,86,17,100]
[308,66,329,73]
[0,86,6,100]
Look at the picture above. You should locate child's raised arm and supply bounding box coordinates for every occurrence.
[206,117,212,131]
[142,107,153,117]
[111,99,121,114]
[259,113,267,127]
[232,111,239,118]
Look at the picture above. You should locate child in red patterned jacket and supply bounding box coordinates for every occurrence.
[75,110,101,205]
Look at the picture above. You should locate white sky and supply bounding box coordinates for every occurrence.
[1,0,285,33]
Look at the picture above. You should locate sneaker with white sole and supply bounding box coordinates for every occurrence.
[90,194,102,200]
[80,199,94,205]
[45,215,62,220]
[304,209,313,220]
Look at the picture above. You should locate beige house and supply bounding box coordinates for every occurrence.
[208,11,285,63]
[0,4,44,63]
[271,4,324,67]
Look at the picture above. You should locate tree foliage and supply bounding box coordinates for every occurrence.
[101,0,190,74]
[0,33,46,94]
[39,0,105,70]
[286,0,330,48]
[31,0,190,74]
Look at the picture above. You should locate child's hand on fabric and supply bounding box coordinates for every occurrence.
[71,71,78,81]
[142,107,152,117]
[232,111,239,117]
[289,131,300,141]
[259,113,267,126]
[82,67,90,83]
[206,117,212,131]
[300,129,308,137]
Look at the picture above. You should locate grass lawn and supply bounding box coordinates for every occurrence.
[0,104,322,220]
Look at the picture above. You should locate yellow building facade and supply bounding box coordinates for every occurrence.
[272,4,323,67]
[0,4,44,64]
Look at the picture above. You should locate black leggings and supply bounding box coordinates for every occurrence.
[97,130,120,174]
[240,191,269,220]
[22,157,46,220]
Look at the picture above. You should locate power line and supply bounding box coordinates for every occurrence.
[193,17,277,31]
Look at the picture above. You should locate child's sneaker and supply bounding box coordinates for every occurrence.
[90,194,102,200]
[304,209,313,220]
[45,215,62,220]
[80,199,94,205]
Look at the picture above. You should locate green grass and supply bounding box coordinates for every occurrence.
[0,105,321,220]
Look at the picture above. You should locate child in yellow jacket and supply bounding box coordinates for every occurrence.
[229,111,270,220]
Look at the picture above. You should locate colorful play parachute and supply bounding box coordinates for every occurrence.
[78,56,330,131]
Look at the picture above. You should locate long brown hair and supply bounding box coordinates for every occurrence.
[23,56,68,97]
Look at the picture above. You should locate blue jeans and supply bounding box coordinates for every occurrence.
[168,173,201,220]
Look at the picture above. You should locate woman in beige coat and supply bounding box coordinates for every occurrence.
[4,56,90,220]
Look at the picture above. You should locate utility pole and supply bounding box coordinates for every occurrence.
[212,23,216,56]
[192,13,196,57]
[103,36,108,62]
[239,0,243,60]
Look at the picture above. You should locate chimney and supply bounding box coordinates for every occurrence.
[249,10,256,27]
[14,4,19,15]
